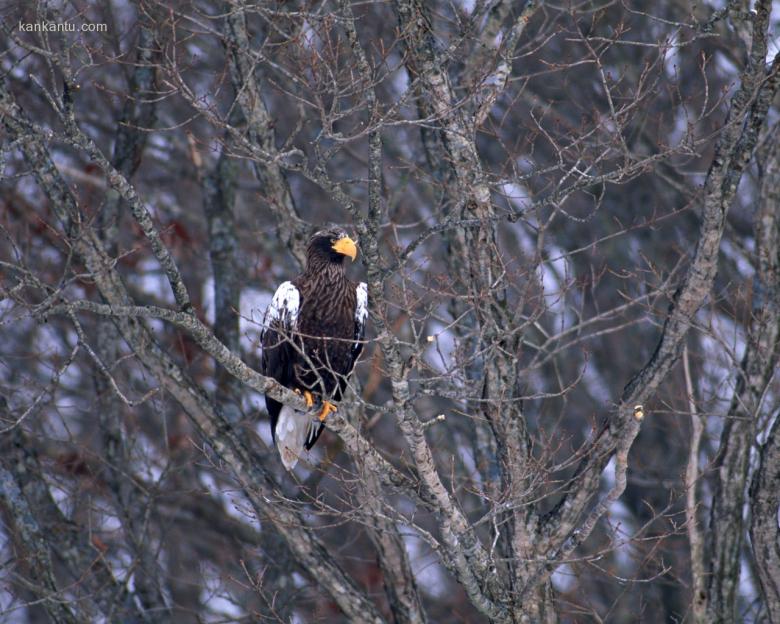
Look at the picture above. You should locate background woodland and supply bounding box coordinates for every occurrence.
[1,1,779,622]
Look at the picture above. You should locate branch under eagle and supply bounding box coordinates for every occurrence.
[261,227,368,470]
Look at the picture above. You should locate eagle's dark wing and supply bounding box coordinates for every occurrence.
[301,413,325,451]
[260,281,300,445]
[262,280,324,468]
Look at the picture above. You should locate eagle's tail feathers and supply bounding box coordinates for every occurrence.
[275,405,308,471]
[275,403,328,470]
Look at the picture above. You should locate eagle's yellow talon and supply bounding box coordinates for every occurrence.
[318,401,337,422]
[295,388,314,408]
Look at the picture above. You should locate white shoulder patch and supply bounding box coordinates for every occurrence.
[265,281,300,329]
[355,282,368,325]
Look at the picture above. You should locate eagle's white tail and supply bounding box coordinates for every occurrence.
[275,405,308,471]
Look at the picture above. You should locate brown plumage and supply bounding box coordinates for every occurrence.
[260,227,367,470]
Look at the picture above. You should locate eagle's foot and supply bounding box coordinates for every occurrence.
[317,401,337,422]
[294,388,314,408]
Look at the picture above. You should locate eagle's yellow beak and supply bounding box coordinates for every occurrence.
[332,236,358,261]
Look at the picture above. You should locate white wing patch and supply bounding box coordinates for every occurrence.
[355,283,367,322]
[264,281,300,331]
[354,282,368,350]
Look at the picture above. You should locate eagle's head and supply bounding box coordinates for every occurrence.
[307,227,358,265]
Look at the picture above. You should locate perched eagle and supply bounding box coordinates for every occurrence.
[261,227,367,470]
